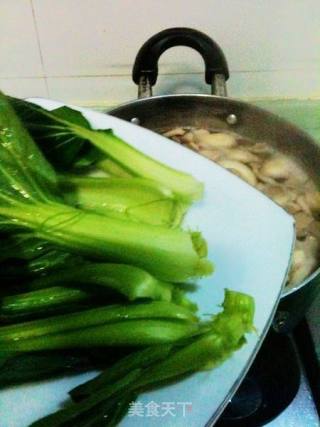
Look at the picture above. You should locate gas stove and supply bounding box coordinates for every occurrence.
[215,318,320,427]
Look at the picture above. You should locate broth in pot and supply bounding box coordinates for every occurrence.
[162,127,320,288]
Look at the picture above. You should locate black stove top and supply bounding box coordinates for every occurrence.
[215,320,320,427]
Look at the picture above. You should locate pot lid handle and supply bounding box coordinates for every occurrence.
[132,27,229,97]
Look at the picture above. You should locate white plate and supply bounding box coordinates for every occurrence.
[0,99,295,427]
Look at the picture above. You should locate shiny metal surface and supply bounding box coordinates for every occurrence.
[226,113,238,125]
[212,74,227,96]
[138,76,152,98]
[109,94,320,181]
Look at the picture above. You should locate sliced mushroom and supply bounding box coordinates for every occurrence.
[250,162,263,179]
[163,127,186,138]
[256,173,280,186]
[288,236,319,285]
[196,132,237,149]
[248,142,275,155]
[162,125,320,289]
[236,138,255,147]
[192,128,210,144]
[307,220,320,240]
[295,212,314,239]
[200,149,224,162]
[296,195,312,215]
[256,182,266,191]
[285,201,303,215]
[188,141,200,151]
[288,249,310,286]
[251,163,279,185]
[220,148,260,164]
[180,131,195,145]
[260,155,308,184]
[304,191,320,215]
[217,160,257,186]
[260,184,293,207]
[171,136,185,144]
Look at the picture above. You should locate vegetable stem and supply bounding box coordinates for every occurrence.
[1,286,89,316]
[74,125,204,202]
[0,301,198,348]
[30,263,173,302]
[70,345,173,401]
[0,202,212,282]
[59,175,187,227]
[0,320,199,351]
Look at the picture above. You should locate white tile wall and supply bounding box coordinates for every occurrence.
[46,69,320,108]
[0,0,319,104]
[0,77,48,98]
[0,1,44,77]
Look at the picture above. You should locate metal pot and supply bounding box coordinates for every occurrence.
[109,27,320,333]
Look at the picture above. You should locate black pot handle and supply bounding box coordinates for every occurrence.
[132,27,229,98]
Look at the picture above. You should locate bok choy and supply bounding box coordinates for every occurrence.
[59,175,187,227]
[29,263,174,302]
[0,92,212,282]
[11,97,204,202]
[0,90,255,427]
[30,290,255,427]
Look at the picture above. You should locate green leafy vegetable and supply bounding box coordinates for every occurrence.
[26,247,82,275]
[31,290,255,427]
[2,201,212,281]
[0,351,96,387]
[0,234,84,287]
[59,175,187,227]
[0,233,52,262]
[11,98,204,202]
[0,96,58,207]
[96,157,133,177]
[0,301,199,350]
[0,286,89,317]
[29,263,174,302]
[70,345,173,401]
[31,369,142,427]
[0,91,255,427]
[0,92,212,282]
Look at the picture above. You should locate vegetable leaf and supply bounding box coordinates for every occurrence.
[0,94,58,206]
[11,98,204,202]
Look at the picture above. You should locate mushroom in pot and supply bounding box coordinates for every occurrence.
[195,131,236,149]
[220,148,260,164]
[288,236,319,286]
[260,155,308,185]
[217,159,257,186]
[163,127,320,287]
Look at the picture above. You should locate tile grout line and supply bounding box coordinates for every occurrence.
[0,68,319,80]
[30,0,49,96]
